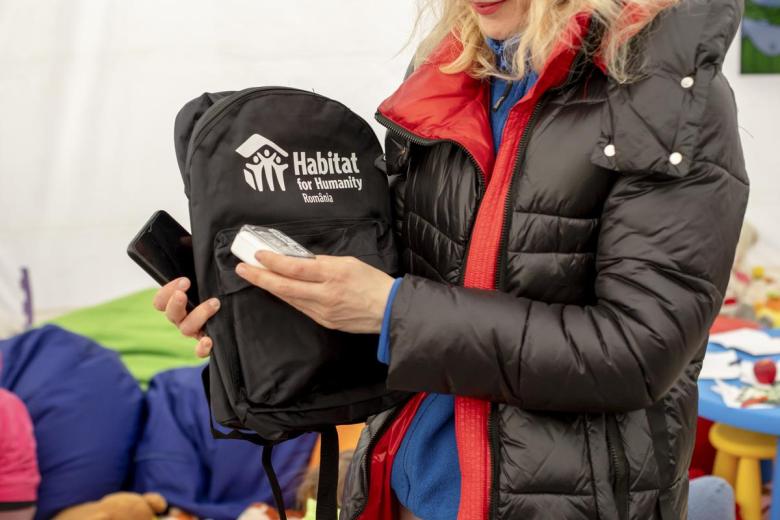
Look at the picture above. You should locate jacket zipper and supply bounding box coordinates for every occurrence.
[465,97,544,520]
[374,112,487,287]
[492,29,595,291]
[494,98,547,291]
[605,415,629,520]
[492,80,514,112]
[374,113,487,193]
[487,36,595,514]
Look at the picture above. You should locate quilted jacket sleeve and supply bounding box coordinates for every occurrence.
[384,74,749,413]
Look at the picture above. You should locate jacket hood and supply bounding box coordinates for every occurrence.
[591,0,744,178]
[641,0,742,72]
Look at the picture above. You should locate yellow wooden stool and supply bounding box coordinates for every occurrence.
[710,422,777,520]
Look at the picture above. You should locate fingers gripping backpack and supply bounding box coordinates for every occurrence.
[173,87,410,520]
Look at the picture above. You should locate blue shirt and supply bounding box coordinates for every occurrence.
[486,38,539,153]
[377,38,538,519]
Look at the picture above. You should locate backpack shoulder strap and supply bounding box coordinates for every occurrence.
[262,443,289,520]
[315,426,340,520]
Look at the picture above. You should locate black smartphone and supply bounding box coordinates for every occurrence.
[127,210,199,309]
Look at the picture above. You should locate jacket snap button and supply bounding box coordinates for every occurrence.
[604,144,616,157]
[669,152,683,165]
[680,76,694,89]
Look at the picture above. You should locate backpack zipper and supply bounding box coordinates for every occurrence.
[184,87,287,174]
[184,86,382,176]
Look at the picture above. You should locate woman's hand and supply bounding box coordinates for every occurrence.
[152,277,221,358]
[235,252,395,334]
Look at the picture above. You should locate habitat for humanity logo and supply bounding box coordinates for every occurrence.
[235,133,362,204]
[236,134,289,192]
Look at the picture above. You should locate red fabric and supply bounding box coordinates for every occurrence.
[0,388,40,504]
[453,398,492,520]
[690,417,716,478]
[356,393,428,520]
[377,13,593,520]
[377,34,494,177]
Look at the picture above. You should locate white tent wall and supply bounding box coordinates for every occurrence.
[0,0,418,323]
[0,0,777,324]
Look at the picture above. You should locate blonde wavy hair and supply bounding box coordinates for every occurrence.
[410,0,678,83]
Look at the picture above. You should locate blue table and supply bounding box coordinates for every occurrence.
[698,338,780,520]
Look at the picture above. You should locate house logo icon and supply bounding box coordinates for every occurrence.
[235,134,289,192]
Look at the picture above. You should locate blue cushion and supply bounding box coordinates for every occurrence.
[0,325,144,519]
[132,365,317,520]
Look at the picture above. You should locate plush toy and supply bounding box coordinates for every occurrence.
[53,492,167,520]
[722,221,758,316]
[719,221,780,325]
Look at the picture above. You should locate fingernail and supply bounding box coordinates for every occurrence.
[177,278,189,290]
[209,298,220,310]
[236,263,246,275]
[176,291,186,303]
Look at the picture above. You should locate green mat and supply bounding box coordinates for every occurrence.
[46,289,204,388]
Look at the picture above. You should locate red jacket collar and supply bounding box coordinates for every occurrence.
[376,12,594,177]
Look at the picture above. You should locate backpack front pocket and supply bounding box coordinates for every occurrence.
[212,218,397,407]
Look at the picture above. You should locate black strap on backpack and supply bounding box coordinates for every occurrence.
[201,367,340,520]
[261,444,288,520]
[315,426,340,520]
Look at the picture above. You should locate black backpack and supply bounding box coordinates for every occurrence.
[173,87,410,519]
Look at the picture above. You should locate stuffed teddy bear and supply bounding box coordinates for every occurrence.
[53,492,167,520]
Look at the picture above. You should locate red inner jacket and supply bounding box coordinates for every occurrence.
[358,13,592,520]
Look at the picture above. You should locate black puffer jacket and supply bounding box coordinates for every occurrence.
[341,0,748,518]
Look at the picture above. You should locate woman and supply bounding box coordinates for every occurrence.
[154,0,748,517]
